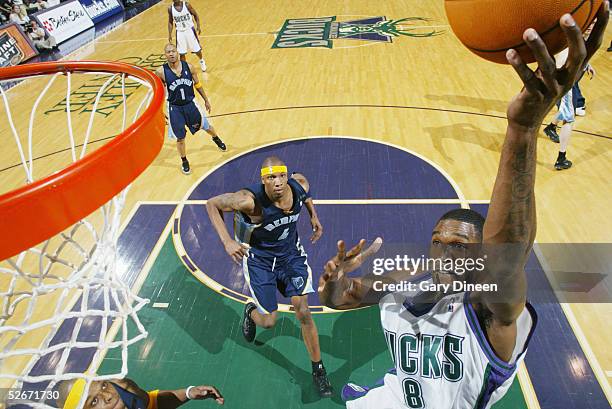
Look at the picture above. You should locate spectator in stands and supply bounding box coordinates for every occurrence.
[28,20,58,51]
[34,0,48,10]
[9,4,30,26]
[0,0,12,23]
[24,0,36,13]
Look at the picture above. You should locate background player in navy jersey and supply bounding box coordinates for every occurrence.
[206,156,332,397]
[156,43,226,175]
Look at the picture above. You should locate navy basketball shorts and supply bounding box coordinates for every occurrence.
[242,250,314,314]
[167,100,211,140]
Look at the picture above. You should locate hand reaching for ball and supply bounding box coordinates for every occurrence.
[505,3,609,129]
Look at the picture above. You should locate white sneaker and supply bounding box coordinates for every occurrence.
[200,60,207,72]
[575,107,586,116]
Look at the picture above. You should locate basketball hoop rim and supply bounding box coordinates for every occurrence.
[0,61,166,260]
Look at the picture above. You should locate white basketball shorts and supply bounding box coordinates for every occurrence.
[176,28,201,54]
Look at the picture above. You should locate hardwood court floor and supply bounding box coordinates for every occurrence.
[1,0,610,406]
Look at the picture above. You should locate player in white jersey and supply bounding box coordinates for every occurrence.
[318,7,609,409]
[168,0,207,72]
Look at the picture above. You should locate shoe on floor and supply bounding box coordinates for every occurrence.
[554,158,572,170]
[544,124,559,143]
[313,367,333,398]
[181,159,191,175]
[212,136,227,151]
[575,107,586,116]
[242,302,257,343]
[200,59,207,72]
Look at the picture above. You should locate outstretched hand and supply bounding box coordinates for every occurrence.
[505,3,609,128]
[317,238,382,308]
[187,385,224,405]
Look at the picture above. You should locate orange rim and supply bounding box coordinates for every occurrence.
[0,61,165,260]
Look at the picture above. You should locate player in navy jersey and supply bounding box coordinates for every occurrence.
[206,156,332,397]
[155,43,226,175]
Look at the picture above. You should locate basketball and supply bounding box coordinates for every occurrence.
[444,0,603,64]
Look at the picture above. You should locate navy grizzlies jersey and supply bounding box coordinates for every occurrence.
[163,61,195,106]
[235,178,310,258]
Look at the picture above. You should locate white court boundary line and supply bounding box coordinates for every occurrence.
[176,134,469,207]
[95,24,449,45]
[532,243,612,404]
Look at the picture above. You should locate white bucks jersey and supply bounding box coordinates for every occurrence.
[172,1,194,31]
[378,289,536,409]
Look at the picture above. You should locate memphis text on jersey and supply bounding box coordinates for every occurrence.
[263,214,300,231]
[168,77,193,92]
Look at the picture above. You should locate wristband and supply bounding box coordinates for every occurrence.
[185,385,195,400]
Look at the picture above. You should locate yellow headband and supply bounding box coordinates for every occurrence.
[64,379,87,409]
[261,165,287,177]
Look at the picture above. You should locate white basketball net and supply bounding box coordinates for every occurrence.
[0,70,154,408]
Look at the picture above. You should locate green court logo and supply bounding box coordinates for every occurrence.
[272,16,443,49]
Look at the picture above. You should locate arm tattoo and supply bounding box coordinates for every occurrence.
[506,143,535,241]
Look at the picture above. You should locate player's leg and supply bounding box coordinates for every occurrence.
[283,250,332,397]
[187,27,206,71]
[290,295,320,362]
[191,100,227,151]
[241,253,279,342]
[555,90,574,170]
[194,49,205,71]
[168,104,190,174]
[176,30,188,62]
[249,307,277,328]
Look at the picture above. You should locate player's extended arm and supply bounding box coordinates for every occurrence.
[167,7,174,42]
[189,64,211,112]
[206,191,256,263]
[186,2,201,34]
[156,385,224,408]
[480,8,607,345]
[292,173,323,243]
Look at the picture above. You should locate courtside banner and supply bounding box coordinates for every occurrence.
[33,0,94,44]
[79,0,124,24]
[0,23,38,67]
